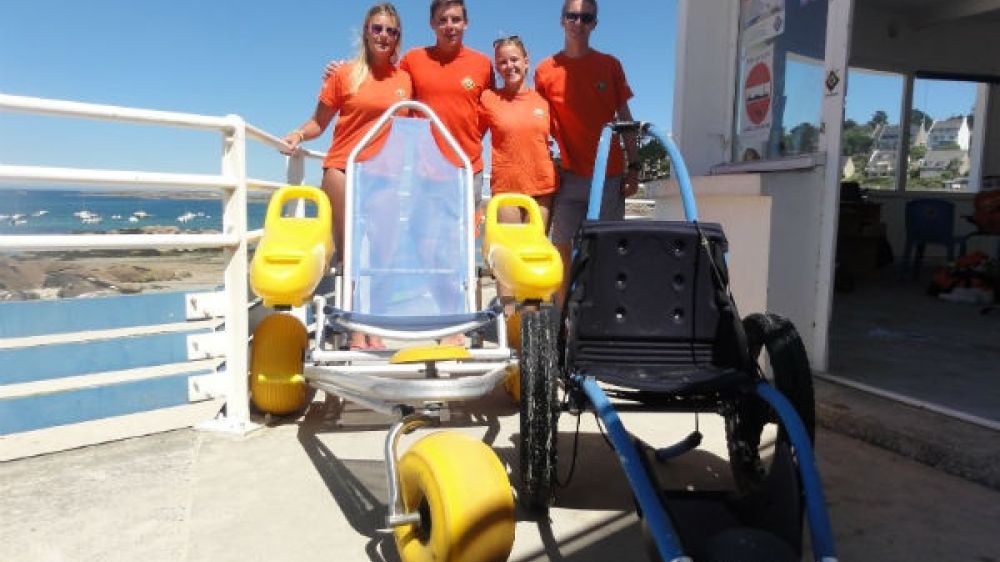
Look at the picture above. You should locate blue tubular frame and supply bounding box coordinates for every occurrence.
[587,125,700,222]
[755,382,838,561]
[586,127,614,221]
[577,375,691,562]
[577,121,836,562]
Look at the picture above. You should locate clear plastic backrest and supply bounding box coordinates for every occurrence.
[348,116,472,316]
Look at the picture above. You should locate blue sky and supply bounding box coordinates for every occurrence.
[1,0,978,187]
[0,0,677,186]
[845,69,978,126]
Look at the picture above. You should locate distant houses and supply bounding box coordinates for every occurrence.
[858,116,971,185]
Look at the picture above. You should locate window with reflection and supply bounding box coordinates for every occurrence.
[905,78,979,193]
[842,68,904,191]
[733,0,828,162]
[840,70,986,193]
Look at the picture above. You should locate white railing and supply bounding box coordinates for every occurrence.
[0,92,324,432]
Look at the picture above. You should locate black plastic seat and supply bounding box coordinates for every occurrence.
[563,220,751,394]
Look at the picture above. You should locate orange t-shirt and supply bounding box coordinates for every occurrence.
[319,62,412,169]
[479,89,558,196]
[534,49,633,178]
[400,46,494,172]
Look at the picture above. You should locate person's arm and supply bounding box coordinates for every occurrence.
[282,102,336,154]
[616,101,640,197]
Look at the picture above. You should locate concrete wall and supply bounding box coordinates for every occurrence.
[760,168,828,368]
[672,1,738,176]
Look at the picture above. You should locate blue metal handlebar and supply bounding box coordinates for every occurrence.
[586,122,699,222]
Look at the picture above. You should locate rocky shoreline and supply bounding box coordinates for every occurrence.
[0,248,225,301]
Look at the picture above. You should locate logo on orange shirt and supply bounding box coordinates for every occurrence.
[395,88,406,98]
[461,77,476,91]
[533,108,545,118]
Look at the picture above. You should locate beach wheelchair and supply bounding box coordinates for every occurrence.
[516,121,838,561]
[247,101,562,562]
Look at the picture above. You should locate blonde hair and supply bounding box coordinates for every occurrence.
[349,3,402,94]
[492,36,528,58]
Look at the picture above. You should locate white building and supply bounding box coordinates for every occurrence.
[927,116,971,150]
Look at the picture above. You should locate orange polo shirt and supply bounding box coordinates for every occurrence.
[479,88,558,196]
[401,46,494,172]
[319,62,412,169]
[534,49,633,178]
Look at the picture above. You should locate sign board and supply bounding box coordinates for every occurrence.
[741,44,774,139]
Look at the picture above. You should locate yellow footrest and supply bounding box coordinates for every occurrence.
[390,344,472,364]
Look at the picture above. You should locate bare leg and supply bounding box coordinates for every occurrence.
[363,186,398,350]
[321,168,347,263]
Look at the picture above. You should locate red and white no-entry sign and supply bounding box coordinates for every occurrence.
[744,61,772,126]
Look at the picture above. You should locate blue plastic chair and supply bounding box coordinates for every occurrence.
[902,198,962,279]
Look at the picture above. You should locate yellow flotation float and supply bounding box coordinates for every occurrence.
[250,185,333,308]
[481,193,562,302]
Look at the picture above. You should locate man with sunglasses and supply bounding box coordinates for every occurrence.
[535,0,640,307]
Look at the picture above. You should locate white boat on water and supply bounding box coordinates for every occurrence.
[81,215,103,224]
[128,216,139,223]
[177,211,196,223]
[31,210,48,217]
[73,210,97,220]
[132,210,150,218]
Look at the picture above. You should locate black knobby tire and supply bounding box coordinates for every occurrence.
[743,312,815,441]
[518,305,559,512]
[726,312,815,494]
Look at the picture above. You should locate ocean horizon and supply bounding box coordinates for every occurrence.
[0,188,269,235]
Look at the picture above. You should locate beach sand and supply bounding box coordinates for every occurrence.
[0,248,226,301]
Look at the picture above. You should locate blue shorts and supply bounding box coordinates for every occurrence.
[549,171,624,244]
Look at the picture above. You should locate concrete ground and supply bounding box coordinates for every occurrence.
[2,385,1000,562]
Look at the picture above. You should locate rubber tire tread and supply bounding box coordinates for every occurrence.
[518,305,559,512]
[726,312,815,494]
[743,312,816,442]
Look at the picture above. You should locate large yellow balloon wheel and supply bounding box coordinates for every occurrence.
[394,431,515,562]
[249,313,308,415]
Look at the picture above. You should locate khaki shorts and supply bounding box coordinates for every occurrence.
[549,171,624,244]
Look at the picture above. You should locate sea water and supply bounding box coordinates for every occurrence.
[0,188,268,235]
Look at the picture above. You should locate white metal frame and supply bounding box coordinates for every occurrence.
[0,92,325,433]
[341,100,477,313]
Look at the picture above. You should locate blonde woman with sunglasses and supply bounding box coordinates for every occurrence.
[283,3,412,350]
[535,0,640,307]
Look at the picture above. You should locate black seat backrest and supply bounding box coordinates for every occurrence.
[562,220,747,392]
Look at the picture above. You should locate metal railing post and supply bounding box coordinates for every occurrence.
[216,114,252,430]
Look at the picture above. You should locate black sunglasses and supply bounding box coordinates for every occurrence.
[563,11,595,24]
[369,23,400,38]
